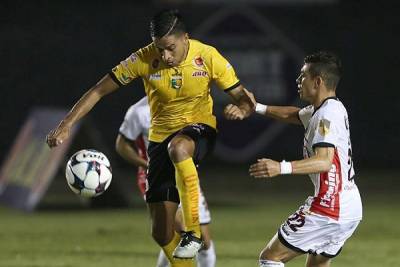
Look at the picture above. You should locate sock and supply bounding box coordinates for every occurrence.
[161,231,195,267]
[259,260,284,267]
[174,158,201,238]
[197,240,216,267]
[156,250,169,267]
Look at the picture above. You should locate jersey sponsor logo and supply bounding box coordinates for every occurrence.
[152,59,160,69]
[318,119,331,136]
[319,164,338,208]
[193,56,204,67]
[129,53,137,63]
[310,150,342,220]
[192,71,208,77]
[149,73,161,80]
[122,60,129,68]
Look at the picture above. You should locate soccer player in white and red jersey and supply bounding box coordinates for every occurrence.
[225,51,362,267]
[115,96,216,267]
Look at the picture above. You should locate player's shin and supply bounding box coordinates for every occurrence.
[174,158,201,238]
[161,231,195,267]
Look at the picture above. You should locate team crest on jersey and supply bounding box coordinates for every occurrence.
[192,71,208,77]
[318,119,331,136]
[152,59,160,69]
[193,56,204,67]
[171,72,183,89]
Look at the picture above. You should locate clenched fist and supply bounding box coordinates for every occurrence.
[46,124,70,148]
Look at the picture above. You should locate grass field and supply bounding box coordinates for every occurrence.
[1,195,400,267]
[1,167,399,267]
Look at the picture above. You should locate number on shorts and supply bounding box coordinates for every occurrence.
[286,208,306,232]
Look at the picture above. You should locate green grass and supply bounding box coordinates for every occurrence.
[1,196,400,267]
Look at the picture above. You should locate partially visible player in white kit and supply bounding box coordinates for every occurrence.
[115,97,216,267]
[225,51,362,267]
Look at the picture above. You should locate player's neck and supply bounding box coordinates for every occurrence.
[312,91,336,108]
[180,39,190,64]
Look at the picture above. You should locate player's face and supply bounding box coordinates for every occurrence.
[153,33,189,67]
[296,64,317,102]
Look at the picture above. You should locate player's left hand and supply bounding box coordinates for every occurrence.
[249,158,280,178]
[224,104,246,120]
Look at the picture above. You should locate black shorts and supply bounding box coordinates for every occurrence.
[145,123,217,203]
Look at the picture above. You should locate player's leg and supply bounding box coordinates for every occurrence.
[146,140,195,267]
[169,124,216,259]
[197,224,216,267]
[196,189,215,267]
[168,134,201,237]
[259,233,303,266]
[173,194,216,267]
[149,202,194,267]
[305,254,331,267]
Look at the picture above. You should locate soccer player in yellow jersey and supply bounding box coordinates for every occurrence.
[46,9,255,266]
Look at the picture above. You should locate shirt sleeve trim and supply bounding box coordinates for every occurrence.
[108,71,123,87]
[118,132,135,143]
[223,81,241,92]
[312,142,335,149]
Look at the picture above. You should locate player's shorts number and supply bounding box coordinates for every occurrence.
[286,207,306,232]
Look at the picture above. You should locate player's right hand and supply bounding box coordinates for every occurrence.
[224,104,245,120]
[46,124,70,148]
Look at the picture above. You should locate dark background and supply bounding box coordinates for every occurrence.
[1,0,399,171]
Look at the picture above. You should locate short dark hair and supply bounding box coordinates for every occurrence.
[150,9,187,39]
[304,51,342,90]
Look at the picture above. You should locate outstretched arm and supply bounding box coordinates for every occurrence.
[46,74,120,148]
[249,146,335,178]
[115,134,148,169]
[258,104,302,125]
[224,85,256,120]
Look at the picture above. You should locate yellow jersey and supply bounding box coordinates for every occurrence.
[110,39,240,142]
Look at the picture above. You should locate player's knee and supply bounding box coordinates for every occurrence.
[167,138,192,162]
[259,248,282,262]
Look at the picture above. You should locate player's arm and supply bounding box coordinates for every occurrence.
[258,105,302,125]
[223,85,256,120]
[115,134,148,169]
[46,74,120,148]
[249,146,334,178]
[224,88,301,124]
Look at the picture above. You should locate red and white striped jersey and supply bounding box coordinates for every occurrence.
[298,97,362,222]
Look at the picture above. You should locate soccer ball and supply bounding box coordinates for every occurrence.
[65,149,112,198]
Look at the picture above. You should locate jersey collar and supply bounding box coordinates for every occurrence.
[312,96,339,116]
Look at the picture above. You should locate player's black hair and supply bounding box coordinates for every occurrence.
[150,9,187,39]
[305,51,342,90]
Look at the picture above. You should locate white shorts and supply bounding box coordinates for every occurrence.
[278,205,360,258]
[178,189,211,225]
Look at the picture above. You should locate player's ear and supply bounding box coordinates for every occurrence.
[315,76,323,89]
[183,33,189,42]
